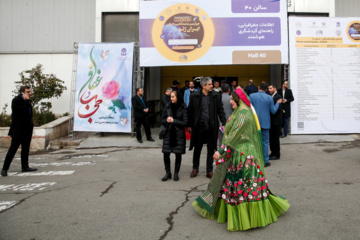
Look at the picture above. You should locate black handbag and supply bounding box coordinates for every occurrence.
[159,124,168,139]
[159,108,173,139]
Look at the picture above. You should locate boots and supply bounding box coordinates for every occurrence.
[161,155,171,181]
[174,155,182,181]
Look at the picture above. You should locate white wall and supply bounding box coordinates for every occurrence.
[0,54,73,115]
[288,0,335,15]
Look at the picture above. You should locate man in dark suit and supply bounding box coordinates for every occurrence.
[161,88,172,116]
[1,86,37,177]
[268,84,282,160]
[244,79,258,96]
[277,81,294,138]
[188,77,226,179]
[132,88,154,143]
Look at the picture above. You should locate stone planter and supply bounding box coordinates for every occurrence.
[0,116,70,151]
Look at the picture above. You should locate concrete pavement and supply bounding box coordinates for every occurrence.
[0,132,359,239]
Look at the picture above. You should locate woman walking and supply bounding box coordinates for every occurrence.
[192,88,289,230]
[161,91,188,181]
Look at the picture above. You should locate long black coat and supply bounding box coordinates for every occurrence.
[271,93,282,127]
[188,91,226,151]
[161,103,188,154]
[132,95,148,120]
[277,88,294,118]
[8,94,34,138]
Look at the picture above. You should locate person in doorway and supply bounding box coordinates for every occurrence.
[213,80,221,92]
[1,86,37,177]
[268,84,282,160]
[244,79,258,96]
[132,88,155,143]
[250,83,281,167]
[184,80,198,107]
[277,81,294,138]
[230,80,237,93]
[188,77,226,179]
[160,91,187,181]
[180,80,190,96]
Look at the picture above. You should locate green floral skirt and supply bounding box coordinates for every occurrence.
[193,156,290,231]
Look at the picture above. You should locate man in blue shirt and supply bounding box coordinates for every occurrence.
[250,83,282,167]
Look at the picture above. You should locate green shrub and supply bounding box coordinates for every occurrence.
[0,104,12,127]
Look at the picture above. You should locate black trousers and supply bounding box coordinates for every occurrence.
[163,152,182,170]
[2,132,33,171]
[134,117,151,140]
[269,125,281,158]
[192,124,215,173]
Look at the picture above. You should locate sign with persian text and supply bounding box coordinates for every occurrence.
[289,17,360,134]
[140,0,288,66]
[74,43,134,132]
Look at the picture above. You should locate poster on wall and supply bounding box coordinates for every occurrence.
[74,43,134,132]
[140,0,288,66]
[289,17,360,134]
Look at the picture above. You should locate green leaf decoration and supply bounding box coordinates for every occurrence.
[112,99,126,109]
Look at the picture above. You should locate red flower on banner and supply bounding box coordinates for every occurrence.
[227,154,230,158]
[241,152,244,155]
[102,80,120,100]
[227,149,231,153]
[243,192,248,197]
[260,171,263,175]
[252,191,258,196]
[257,165,260,169]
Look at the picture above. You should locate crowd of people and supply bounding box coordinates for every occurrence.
[132,76,293,231]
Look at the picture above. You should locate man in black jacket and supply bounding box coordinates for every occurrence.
[132,88,154,143]
[188,77,226,179]
[269,84,282,160]
[160,88,172,116]
[277,81,294,138]
[1,86,37,177]
[244,79,258,96]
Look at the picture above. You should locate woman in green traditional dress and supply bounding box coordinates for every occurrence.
[192,88,290,231]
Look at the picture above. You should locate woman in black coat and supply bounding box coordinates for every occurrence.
[161,91,188,181]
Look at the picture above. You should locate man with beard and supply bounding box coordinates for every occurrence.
[268,84,282,160]
[188,77,226,179]
[277,81,294,138]
[184,80,198,107]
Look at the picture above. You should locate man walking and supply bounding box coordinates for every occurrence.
[268,84,282,160]
[188,77,226,178]
[250,83,281,167]
[218,83,233,148]
[1,86,37,177]
[132,88,155,143]
[277,81,294,138]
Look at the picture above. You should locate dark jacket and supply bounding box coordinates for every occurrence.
[8,94,34,138]
[132,95,148,119]
[161,102,188,154]
[245,84,258,96]
[160,93,170,116]
[188,90,226,151]
[277,88,294,118]
[271,93,282,127]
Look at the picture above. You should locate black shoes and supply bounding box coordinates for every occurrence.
[269,155,280,160]
[173,172,179,181]
[147,138,155,142]
[280,134,287,138]
[265,162,271,167]
[22,167,38,172]
[137,139,143,143]
[1,170,7,177]
[161,172,172,181]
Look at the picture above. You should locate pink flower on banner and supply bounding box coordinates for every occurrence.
[102,80,120,100]
[253,191,258,196]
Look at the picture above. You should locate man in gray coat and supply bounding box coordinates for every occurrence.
[218,84,233,148]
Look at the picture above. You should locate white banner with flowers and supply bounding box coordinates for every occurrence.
[74,43,134,132]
